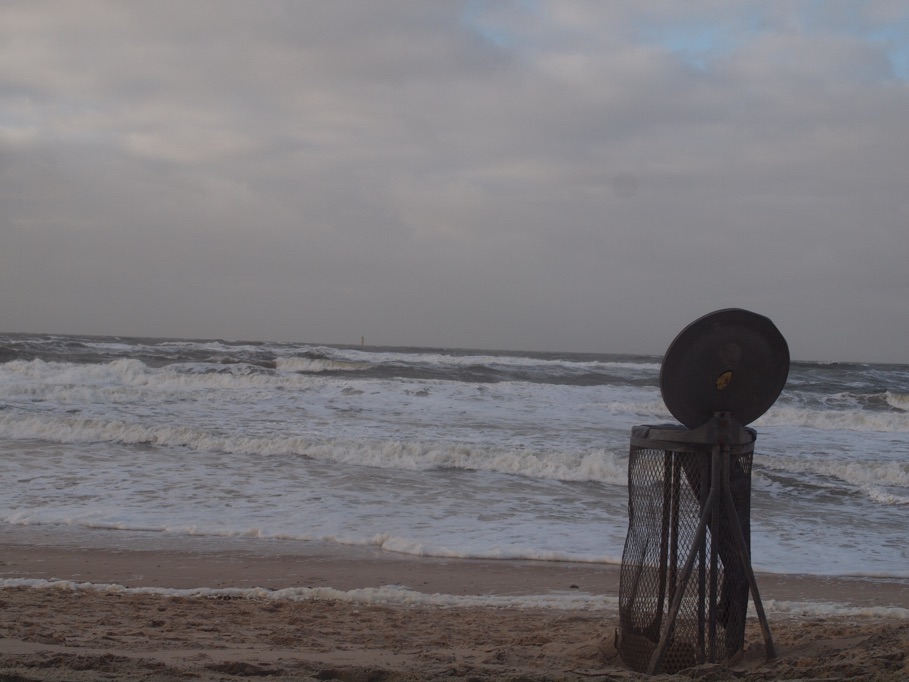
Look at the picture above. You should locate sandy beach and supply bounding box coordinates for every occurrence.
[1,539,907,681]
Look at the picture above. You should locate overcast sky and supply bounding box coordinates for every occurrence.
[2,1,908,362]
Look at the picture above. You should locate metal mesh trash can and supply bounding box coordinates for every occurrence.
[617,420,755,673]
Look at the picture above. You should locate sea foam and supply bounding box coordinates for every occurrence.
[3,578,907,619]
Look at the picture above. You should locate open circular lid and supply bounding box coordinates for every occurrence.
[659,309,789,429]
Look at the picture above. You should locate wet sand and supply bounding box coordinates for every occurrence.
[1,540,907,680]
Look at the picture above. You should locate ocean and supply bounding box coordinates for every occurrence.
[1,332,907,581]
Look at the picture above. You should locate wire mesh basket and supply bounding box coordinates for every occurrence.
[617,422,756,674]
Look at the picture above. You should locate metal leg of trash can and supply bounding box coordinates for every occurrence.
[720,464,777,660]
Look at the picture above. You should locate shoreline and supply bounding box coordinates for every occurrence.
[1,538,908,680]
[2,538,908,610]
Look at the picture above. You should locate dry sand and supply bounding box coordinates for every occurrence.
[1,541,907,681]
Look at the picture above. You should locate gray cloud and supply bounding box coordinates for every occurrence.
[2,1,908,361]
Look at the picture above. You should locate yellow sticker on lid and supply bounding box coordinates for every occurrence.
[716,370,733,390]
